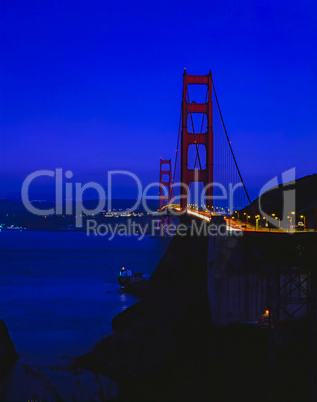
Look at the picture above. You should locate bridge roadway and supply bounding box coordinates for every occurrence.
[168,206,314,233]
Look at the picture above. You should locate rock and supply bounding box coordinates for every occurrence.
[0,319,19,380]
[119,276,149,298]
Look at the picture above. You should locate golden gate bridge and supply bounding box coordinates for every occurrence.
[158,69,312,233]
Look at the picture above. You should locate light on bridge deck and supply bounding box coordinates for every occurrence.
[187,209,211,222]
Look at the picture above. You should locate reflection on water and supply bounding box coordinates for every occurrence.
[120,292,128,311]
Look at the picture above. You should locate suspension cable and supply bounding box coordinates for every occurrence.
[172,103,182,185]
[212,81,253,208]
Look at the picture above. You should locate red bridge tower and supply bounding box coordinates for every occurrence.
[180,70,213,210]
[159,158,172,210]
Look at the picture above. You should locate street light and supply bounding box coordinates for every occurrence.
[287,215,292,231]
[290,211,295,230]
[255,215,260,230]
[300,215,306,229]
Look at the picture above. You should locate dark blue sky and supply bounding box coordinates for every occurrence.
[1,0,316,200]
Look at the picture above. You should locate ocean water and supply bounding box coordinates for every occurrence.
[0,230,170,365]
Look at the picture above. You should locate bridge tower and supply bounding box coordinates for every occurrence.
[159,158,172,210]
[158,158,172,231]
[180,69,213,211]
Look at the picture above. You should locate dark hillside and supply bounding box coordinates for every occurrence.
[242,173,317,228]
